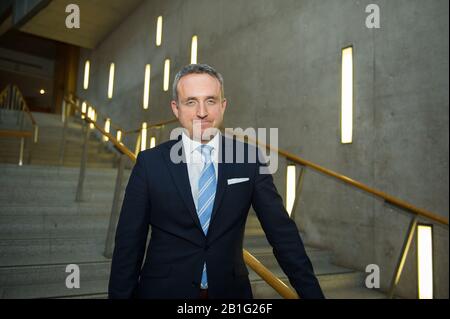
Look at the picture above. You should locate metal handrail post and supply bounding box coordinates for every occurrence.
[388,214,419,298]
[104,153,127,258]
[59,100,68,165]
[75,122,90,202]
[18,136,24,166]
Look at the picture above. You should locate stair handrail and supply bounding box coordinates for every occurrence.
[0,85,39,143]
[236,134,448,226]
[67,94,179,144]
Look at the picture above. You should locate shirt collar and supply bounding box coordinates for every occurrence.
[182,130,221,160]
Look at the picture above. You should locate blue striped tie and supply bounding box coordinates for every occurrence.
[197,145,216,289]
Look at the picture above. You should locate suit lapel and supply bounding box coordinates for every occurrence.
[162,139,202,232]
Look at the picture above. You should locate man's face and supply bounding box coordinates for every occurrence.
[171,73,227,142]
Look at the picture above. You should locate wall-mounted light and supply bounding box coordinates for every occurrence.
[89,109,96,129]
[108,63,115,99]
[156,16,163,46]
[39,89,45,95]
[163,59,170,92]
[286,164,296,216]
[83,60,90,90]
[103,118,111,142]
[87,106,92,128]
[141,122,147,151]
[417,224,433,299]
[341,46,353,144]
[150,136,156,149]
[81,102,87,119]
[191,35,198,64]
[117,129,122,143]
[143,64,151,109]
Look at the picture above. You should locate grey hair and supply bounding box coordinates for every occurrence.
[172,64,225,103]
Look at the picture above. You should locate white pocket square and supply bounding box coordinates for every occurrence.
[227,178,249,185]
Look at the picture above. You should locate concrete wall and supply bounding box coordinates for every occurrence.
[76,0,449,298]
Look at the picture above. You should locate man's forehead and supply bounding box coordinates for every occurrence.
[177,73,221,96]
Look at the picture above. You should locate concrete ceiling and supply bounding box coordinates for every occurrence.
[19,0,143,49]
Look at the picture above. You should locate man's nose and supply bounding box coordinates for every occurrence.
[196,103,208,118]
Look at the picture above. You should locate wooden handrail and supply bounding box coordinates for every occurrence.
[238,134,449,226]
[0,130,32,138]
[123,119,179,135]
[64,97,299,299]
[66,95,177,135]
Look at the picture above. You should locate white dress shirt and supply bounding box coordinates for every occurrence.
[182,131,220,211]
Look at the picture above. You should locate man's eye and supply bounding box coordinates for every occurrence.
[186,101,196,106]
[207,99,216,104]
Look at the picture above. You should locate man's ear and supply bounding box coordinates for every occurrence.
[221,98,227,113]
[170,100,179,118]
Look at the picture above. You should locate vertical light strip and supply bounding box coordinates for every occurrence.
[150,136,156,149]
[341,46,353,144]
[156,16,163,46]
[83,60,90,90]
[191,35,198,64]
[143,64,151,109]
[286,164,296,216]
[108,63,115,99]
[103,118,111,142]
[81,102,87,119]
[163,59,170,92]
[117,130,122,143]
[141,122,147,151]
[417,224,433,299]
[87,106,92,129]
[90,110,96,129]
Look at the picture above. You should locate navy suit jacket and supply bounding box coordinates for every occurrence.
[108,135,324,299]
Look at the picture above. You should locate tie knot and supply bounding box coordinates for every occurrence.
[199,145,213,163]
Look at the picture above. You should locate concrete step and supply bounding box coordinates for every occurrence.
[0,178,128,190]
[28,160,117,168]
[324,286,386,299]
[0,236,108,266]
[0,203,114,216]
[0,185,124,203]
[0,278,109,299]
[250,273,385,299]
[0,214,112,239]
[0,278,386,299]
[0,260,111,287]
[0,164,131,179]
[22,147,116,157]
[27,155,117,165]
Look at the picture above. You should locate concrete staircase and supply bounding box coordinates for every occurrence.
[0,111,386,299]
[243,219,386,299]
[0,110,118,168]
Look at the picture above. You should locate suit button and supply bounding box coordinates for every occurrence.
[204,245,209,251]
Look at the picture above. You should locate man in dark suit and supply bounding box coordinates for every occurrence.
[108,64,324,299]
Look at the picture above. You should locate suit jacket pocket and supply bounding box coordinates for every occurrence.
[141,264,172,278]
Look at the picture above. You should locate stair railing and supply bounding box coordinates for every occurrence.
[64,93,448,299]
[232,133,449,299]
[0,84,39,165]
